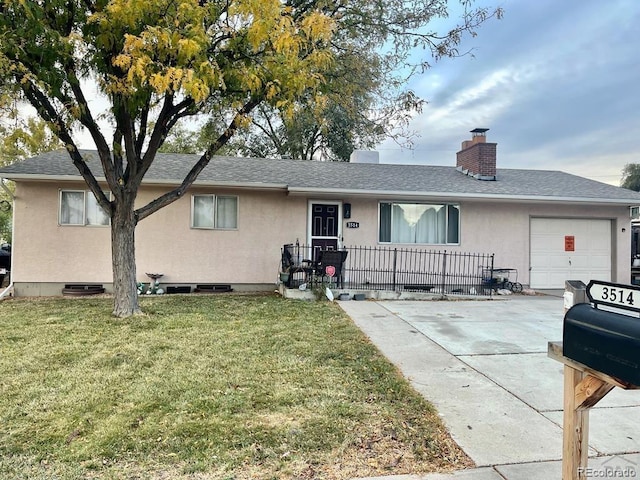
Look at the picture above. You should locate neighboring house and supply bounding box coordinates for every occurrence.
[1,129,640,296]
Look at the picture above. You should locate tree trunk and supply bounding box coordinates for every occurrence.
[111,198,141,317]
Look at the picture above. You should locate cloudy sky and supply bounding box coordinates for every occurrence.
[376,0,640,186]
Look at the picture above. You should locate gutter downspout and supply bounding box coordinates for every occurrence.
[0,280,13,300]
[0,177,14,300]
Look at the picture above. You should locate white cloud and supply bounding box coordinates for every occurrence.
[377,0,640,186]
[428,68,515,123]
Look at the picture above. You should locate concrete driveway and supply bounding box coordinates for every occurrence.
[339,296,640,480]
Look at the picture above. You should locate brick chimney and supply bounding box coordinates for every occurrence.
[456,128,497,181]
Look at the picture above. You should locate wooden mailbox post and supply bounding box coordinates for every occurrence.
[549,280,640,480]
[548,341,638,480]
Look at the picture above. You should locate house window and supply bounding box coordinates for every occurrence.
[59,190,110,226]
[379,202,460,244]
[192,195,238,229]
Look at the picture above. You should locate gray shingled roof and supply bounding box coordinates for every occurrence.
[2,149,640,205]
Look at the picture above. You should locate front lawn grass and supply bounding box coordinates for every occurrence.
[0,294,471,479]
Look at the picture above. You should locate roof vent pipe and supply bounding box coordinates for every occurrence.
[350,151,380,164]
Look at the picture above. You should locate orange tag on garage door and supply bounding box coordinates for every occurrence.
[565,236,575,252]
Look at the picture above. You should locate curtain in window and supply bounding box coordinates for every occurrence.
[86,192,110,226]
[392,204,415,243]
[216,196,237,229]
[380,202,460,244]
[60,191,84,225]
[415,205,443,243]
[193,195,215,228]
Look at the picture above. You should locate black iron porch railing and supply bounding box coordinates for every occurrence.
[281,244,495,297]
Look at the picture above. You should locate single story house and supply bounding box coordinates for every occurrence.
[2,129,640,296]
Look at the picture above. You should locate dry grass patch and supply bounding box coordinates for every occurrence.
[0,294,472,479]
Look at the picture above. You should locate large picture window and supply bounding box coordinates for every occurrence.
[192,195,238,229]
[59,190,110,226]
[379,202,460,244]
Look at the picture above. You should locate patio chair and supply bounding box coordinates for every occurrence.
[316,249,348,288]
[281,244,313,287]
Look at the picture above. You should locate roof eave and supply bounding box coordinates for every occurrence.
[151,179,288,190]
[3,175,639,206]
[0,174,94,182]
[186,180,288,191]
[286,187,640,206]
[0,174,288,191]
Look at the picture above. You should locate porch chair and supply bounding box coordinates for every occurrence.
[316,249,348,288]
[281,244,313,287]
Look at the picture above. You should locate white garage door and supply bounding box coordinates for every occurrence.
[530,218,611,289]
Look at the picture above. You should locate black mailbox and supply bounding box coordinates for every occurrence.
[563,303,640,385]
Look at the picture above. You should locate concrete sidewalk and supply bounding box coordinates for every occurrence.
[338,296,640,480]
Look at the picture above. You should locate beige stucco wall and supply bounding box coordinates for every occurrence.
[9,182,632,294]
[12,182,113,283]
[338,197,631,286]
[135,186,307,284]
[463,202,630,286]
[11,182,308,289]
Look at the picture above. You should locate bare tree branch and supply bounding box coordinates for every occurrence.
[135,95,261,222]
[20,77,112,215]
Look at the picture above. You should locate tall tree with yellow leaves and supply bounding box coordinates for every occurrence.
[0,0,335,316]
[0,1,498,316]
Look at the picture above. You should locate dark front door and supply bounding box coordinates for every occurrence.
[310,203,340,259]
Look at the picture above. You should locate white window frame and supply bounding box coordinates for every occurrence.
[191,194,238,230]
[378,201,460,245]
[59,189,111,227]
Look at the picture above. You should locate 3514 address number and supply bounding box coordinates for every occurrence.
[587,281,639,310]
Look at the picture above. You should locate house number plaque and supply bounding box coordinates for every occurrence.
[587,280,640,313]
[346,222,360,228]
